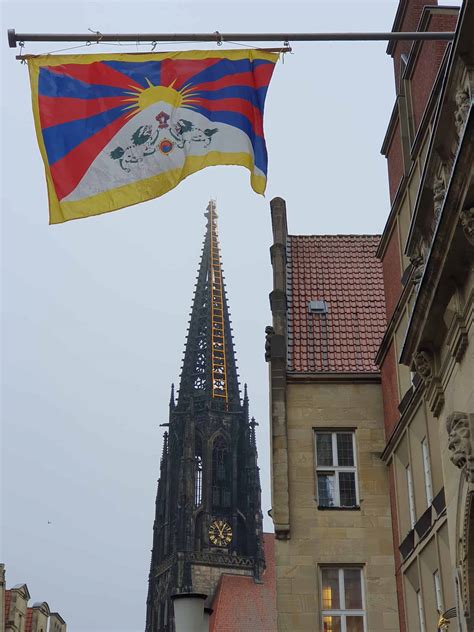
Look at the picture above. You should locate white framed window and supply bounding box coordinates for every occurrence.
[315,431,359,508]
[406,465,416,528]
[321,567,366,632]
[421,438,433,505]
[434,570,444,613]
[417,590,426,632]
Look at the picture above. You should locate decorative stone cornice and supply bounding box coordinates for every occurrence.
[446,312,469,362]
[447,412,474,482]
[189,551,254,568]
[426,377,445,418]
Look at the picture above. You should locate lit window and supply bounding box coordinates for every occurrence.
[406,465,416,528]
[315,432,358,508]
[321,567,366,631]
[421,438,433,505]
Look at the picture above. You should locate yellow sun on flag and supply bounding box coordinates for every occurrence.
[122,79,199,118]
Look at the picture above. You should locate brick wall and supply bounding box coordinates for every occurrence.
[410,13,458,132]
[381,229,402,322]
[386,117,404,204]
[392,0,439,87]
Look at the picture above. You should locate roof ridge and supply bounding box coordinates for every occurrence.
[289,233,381,238]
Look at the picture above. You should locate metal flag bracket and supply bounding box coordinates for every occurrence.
[87,28,103,44]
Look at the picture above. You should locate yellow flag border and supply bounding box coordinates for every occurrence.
[27,49,278,223]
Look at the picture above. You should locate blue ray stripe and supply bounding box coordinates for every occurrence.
[189,106,268,174]
[43,105,127,165]
[183,57,272,90]
[102,60,162,89]
[39,67,129,99]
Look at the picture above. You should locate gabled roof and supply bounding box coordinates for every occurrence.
[287,235,385,374]
[210,533,276,631]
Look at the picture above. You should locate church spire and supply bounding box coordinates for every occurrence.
[146,201,265,632]
[177,200,240,410]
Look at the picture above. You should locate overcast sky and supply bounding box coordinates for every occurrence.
[1,0,457,630]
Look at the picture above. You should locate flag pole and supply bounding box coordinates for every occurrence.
[7,28,455,48]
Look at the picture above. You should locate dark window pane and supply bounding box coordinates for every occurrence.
[339,472,357,507]
[321,568,340,609]
[337,433,354,466]
[344,569,363,609]
[346,616,364,632]
[323,616,341,632]
[318,473,336,507]
[317,433,333,466]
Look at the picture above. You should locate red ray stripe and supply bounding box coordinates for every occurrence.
[47,62,143,91]
[192,65,275,93]
[39,95,129,129]
[192,71,258,93]
[252,62,276,89]
[191,97,264,136]
[160,58,221,90]
[50,112,130,201]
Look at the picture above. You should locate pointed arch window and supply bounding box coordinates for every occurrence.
[195,435,203,507]
[212,436,231,509]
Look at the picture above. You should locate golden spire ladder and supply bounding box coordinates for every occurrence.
[208,200,228,402]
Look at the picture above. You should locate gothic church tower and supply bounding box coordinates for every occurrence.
[145,201,265,632]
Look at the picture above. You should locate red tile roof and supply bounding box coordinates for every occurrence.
[210,533,276,631]
[287,235,386,373]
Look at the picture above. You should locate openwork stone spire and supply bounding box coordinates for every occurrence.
[177,200,240,410]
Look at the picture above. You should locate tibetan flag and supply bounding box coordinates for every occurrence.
[28,50,278,224]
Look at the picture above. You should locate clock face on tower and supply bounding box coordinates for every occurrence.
[208,519,232,547]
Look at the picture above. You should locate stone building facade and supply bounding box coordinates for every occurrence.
[267,199,399,631]
[1,565,66,632]
[377,0,473,630]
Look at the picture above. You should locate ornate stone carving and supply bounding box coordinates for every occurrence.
[454,88,470,137]
[433,174,446,222]
[460,207,474,246]
[190,551,254,568]
[264,325,274,362]
[446,412,474,481]
[410,253,425,285]
[413,349,433,383]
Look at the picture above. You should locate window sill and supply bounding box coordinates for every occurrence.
[317,505,361,511]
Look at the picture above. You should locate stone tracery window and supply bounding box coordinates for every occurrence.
[194,434,203,506]
[212,436,231,509]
